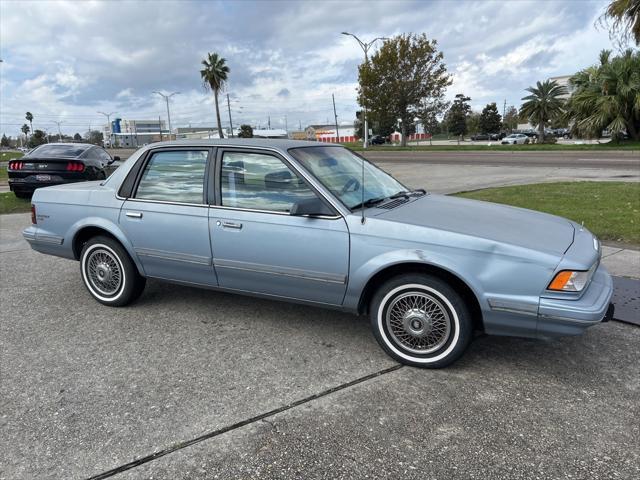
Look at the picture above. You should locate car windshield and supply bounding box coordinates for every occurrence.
[288,146,407,210]
[27,144,90,158]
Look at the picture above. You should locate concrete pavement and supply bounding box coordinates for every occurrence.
[1,210,639,479]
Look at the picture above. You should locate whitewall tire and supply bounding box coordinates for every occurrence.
[370,274,473,368]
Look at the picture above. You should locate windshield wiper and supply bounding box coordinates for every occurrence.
[409,188,427,196]
[389,190,410,199]
[350,196,387,210]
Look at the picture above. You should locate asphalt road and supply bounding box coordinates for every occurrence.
[1,212,639,479]
[363,150,640,169]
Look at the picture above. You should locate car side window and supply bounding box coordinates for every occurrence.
[220,151,315,212]
[135,150,208,204]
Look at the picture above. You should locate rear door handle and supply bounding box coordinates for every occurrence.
[221,221,242,230]
[126,212,143,218]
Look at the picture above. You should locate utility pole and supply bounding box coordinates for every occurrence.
[503,99,506,130]
[284,115,288,133]
[341,32,387,148]
[153,91,179,139]
[226,93,234,137]
[268,115,271,129]
[159,116,163,141]
[98,111,116,147]
[332,93,340,143]
[53,121,63,141]
[299,119,302,130]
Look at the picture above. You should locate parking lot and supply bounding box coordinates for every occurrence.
[1,206,639,478]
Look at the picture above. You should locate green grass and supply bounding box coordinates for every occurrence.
[454,182,640,247]
[341,140,640,152]
[0,192,31,215]
[1,151,24,161]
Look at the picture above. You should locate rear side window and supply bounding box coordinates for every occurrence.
[135,150,208,204]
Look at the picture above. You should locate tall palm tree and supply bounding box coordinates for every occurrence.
[520,80,568,143]
[25,112,34,138]
[21,124,30,145]
[566,49,640,140]
[200,52,230,139]
[602,0,640,45]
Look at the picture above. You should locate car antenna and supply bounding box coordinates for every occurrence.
[361,153,366,224]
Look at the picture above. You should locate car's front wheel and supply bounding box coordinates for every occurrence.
[80,235,145,306]
[370,274,473,368]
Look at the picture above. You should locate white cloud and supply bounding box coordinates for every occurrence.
[0,0,615,136]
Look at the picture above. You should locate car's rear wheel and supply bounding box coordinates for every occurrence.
[80,235,145,306]
[370,274,473,368]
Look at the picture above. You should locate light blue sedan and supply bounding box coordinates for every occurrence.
[23,140,614,367]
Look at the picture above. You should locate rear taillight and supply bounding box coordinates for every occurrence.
[31,205,37,224]
[66,161,85,172]
[9,161,25,170]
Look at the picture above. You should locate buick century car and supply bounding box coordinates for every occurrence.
[23,140,614,367]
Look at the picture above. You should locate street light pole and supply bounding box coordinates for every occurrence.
[52,121,63,141]
[153,91,180,140]
[98,111,116,147]
[341,32,387,149]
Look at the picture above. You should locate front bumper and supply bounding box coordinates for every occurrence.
[537,263,614,337]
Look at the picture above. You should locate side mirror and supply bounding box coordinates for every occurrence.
[108,155,120,165]
[290,197,334,217]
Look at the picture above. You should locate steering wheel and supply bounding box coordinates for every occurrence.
[340,177,361,196]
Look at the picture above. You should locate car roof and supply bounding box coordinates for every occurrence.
[147,138,342,154]
[26,143,95,158]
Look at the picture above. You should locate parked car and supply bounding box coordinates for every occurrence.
[23,140,614,368]
[7,143,119,198]
[471,133,504,141]
[501,134,530,145]
[369,135,386,145]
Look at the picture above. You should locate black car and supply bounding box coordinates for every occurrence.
[369,135,386,145]
[471,133,505,141]
[7,143,119,198]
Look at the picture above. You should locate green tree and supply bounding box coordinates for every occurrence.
[1,134,9,147]
[520,80,567,142]
[200,52,230,139]
[25,112,33,138]
[358,33,451,147]
[566,49,640,140]
[28,130,47,148]
[21,124,30,143]
[466,112,481,136]
[88,130,104,145]
[479,102,502,133]
[601,0,640,45]
[238,124,254,138]
[445,94,472,138]
[73,133,82,141]
[503,106,519,132]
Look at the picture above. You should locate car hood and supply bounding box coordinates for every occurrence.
[373,194,575,255]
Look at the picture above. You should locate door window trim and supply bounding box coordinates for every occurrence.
[118,146,215,207]
[212,147,342,219]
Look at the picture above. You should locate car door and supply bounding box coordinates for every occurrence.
[209,148,350,305]
[119,148,217,286]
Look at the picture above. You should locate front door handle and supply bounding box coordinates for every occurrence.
[221,221,242,230]
[126,212,143,219]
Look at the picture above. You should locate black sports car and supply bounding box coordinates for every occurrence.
[7,143,119,198]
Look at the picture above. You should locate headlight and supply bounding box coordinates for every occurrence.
[548,270,591,292]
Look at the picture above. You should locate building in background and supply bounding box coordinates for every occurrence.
[305,124,357,143]
[103,118,170,147]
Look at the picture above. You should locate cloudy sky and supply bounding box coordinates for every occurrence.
[0,0,615,136]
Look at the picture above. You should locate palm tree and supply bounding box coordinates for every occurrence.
[602,0,640,46]
[21,124,30,142]
[566,49,640,140]
[200,52,230,139]
[520,80,568,143]
[25,112,33,138]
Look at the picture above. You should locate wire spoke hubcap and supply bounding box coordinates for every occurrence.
[87,249,122,296]
[385,291,452,354]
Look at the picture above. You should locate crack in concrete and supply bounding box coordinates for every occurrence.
[84,364,403,480]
